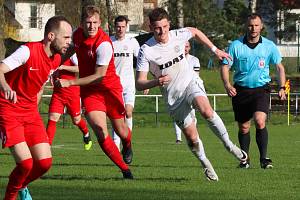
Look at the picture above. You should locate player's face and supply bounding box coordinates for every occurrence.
[247,17,263,40]
[150,18,170,43]
[185,42,191,55]
[82,13,101,38]
[50,21,72,55]
[115,21,127,39]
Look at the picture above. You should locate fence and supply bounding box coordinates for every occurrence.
[40,93,300,127]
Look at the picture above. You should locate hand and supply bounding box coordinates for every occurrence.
[215,49,232,64]
[58,65,65,70]
[1,84,17,103]
[143,89,149,95]
[158,74,171,87]
[55,79,72,88]
[278,89,286,100]
[224,83,237,97]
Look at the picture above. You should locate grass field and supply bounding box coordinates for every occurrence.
[0,124,299,200]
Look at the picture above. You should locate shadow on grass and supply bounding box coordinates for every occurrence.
[40,174,189,182]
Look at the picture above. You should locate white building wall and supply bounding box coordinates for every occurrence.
[15,3,55,41]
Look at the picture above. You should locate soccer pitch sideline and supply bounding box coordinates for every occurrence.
[0,124,299,200]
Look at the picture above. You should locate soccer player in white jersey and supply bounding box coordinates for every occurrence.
[110,16,140,150]
[173,41,200,144]
[136,7,248,181]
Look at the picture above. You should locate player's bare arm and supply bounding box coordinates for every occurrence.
[276,63,286,100]
[187,27,232,62]
[0,62,17,103]
[58,64,79,73]
[136,71,171,91]
[57,64,108,87]
[220,64,237,97]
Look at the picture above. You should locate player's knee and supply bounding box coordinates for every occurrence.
[17,158,34,174]
[36,158,52,173]
[126,111,132,118]
[72,116,81,125]
[201,109,214,119]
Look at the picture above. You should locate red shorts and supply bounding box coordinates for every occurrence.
[81,88,125,119]
[49,91,81,117]
[0,111,48,148]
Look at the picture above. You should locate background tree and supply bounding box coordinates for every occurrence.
[257,0,300,44]
[164,0,248,68]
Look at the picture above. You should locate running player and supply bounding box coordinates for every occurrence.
[136,8,247,181]
[110,15,140,150]
[0,16,72,200]
[46,53,92,150]
[56,5,133,179]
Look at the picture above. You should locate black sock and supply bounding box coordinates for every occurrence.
[256,127,268,160]
[238,131,250,154]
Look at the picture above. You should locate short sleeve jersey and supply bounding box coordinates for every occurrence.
[0,41,61,112]
[73,28,122,94]
[223,36,282,88]
[110,36,140,89]
[53,54,79,95]
[186,54,200,74]
[137,28,193,106]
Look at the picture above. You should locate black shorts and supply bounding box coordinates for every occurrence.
[232,84,270,123]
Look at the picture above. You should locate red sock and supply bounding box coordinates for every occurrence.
[4,158,33,200]
[122,128,132,149]
[46,120,57,145]
[99,135,128,171]
[75,118,89,136]
[22,158,52,188]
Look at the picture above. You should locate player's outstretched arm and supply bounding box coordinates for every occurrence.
[187,27,232,63]
[56,64,108,88]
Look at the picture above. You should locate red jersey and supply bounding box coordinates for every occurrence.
[0,41,61,113]
[73,28,122,95]
[53,58,80,96]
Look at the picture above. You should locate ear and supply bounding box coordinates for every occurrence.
[48,32,55,41]
[149,24,153,31]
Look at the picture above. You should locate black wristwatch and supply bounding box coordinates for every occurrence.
[279,86,286,90]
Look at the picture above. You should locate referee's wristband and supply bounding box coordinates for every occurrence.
[279,86,286,91]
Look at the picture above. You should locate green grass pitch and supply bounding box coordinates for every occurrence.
[0,124,299,200]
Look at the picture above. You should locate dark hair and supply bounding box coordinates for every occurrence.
[114,15,129,26]
[148,7,169,24]
[81,5,100,23]
[44,16,70,37]
[247,13,263,21]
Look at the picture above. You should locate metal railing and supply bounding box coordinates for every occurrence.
[41,93,300,127]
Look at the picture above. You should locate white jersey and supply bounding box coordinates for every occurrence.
[111,36,140,89]
[186,54,200,74]
[137,28,194,110]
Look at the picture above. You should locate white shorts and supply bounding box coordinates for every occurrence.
[123,86,135,107]
[170,76,207,129]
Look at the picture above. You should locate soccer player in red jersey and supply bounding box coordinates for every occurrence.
[46,54,92,150]
[57,5,133,179]
[0,16,72,200]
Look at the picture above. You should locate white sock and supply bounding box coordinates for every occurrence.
[84,132,90,138]
[111,128,121,151]
[125,117,133,131]
[173,122,182,141]
[187,136,207,166]
[206,111,234,151]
